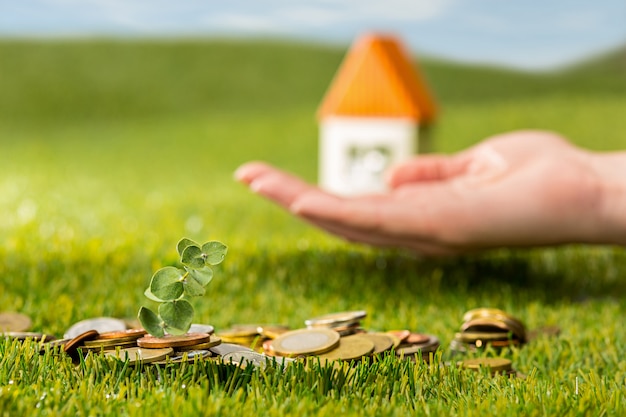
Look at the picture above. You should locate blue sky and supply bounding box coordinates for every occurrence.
[1,0,625,70]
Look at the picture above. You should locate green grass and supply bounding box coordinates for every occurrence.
[1,38,626,416]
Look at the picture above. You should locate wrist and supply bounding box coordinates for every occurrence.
[589,150,626,245]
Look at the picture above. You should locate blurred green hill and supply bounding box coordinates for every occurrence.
[1,39,624,126]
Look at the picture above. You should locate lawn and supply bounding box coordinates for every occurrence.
[1,39,626,416]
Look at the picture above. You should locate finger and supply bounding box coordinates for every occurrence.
[386,154,470,188]
[234,161,276,185]
[238,165,322,209]
[304,217,461,256]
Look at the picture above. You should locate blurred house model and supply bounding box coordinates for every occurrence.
[317,33,438,195]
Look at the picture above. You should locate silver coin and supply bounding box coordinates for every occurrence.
[64,317,127,339]
[209,342,254,356]
[188,323,215,334]
[304,311,366,327]
[223,351,293,369]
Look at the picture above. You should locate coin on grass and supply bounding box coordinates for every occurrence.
[316,334,375,362]
[460,357,512,373]
[386,330,410,344]
[223,351,275,369]
[64,317,127,339]
[137,332,212,349]
[0,312,32,332]
[270,328,340,357]
[357,333,395,355]
[104,347,173,365]
[209,342,254,357]
[63,330,99,360]
[304,311,366,328]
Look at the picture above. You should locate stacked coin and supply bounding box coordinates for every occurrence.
[137,333,221,364]
[451,308,526,354]
[304,310,366,336]
[394,333,440,362]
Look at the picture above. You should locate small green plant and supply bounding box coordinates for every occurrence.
[138,238,227,337]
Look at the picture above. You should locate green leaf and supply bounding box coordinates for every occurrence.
[138,307,165,337]
[159,300,193,335]
[144,287,164,302]
[183,276,205,297]
[150,266,185,301]
[186,265,214,287]
[202,241,228,265]
[177,238,199,257]
[181,245,204,269]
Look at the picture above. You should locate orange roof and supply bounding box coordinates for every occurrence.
[317,33,437,123]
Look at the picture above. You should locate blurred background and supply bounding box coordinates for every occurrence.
[0,0,626,333]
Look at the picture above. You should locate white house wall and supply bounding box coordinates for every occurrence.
[319,116,418,195]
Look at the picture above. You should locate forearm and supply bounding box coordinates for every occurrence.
[590,150,626,245]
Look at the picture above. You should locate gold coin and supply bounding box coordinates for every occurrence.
[80,340,137,352]
[256,325,290,339]
[356,333,394,354]
[98,328,147,340]
[316,334,375,362]
[463,308,523,326]
[304,311,366,327]
[0,312,32,332]
[137,332,212,349]
[460,357,512,373]
[104,347,173,365]
[83,335,142,347]
[270,328,340,357]
[463,309,526,335]
[176,335,222,351]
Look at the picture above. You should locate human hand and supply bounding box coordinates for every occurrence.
[235,130,623,255]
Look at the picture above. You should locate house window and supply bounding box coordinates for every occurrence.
[346,144,392,184]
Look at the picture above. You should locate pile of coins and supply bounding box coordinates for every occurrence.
[450,308,527,354]
[1,307,540,373]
